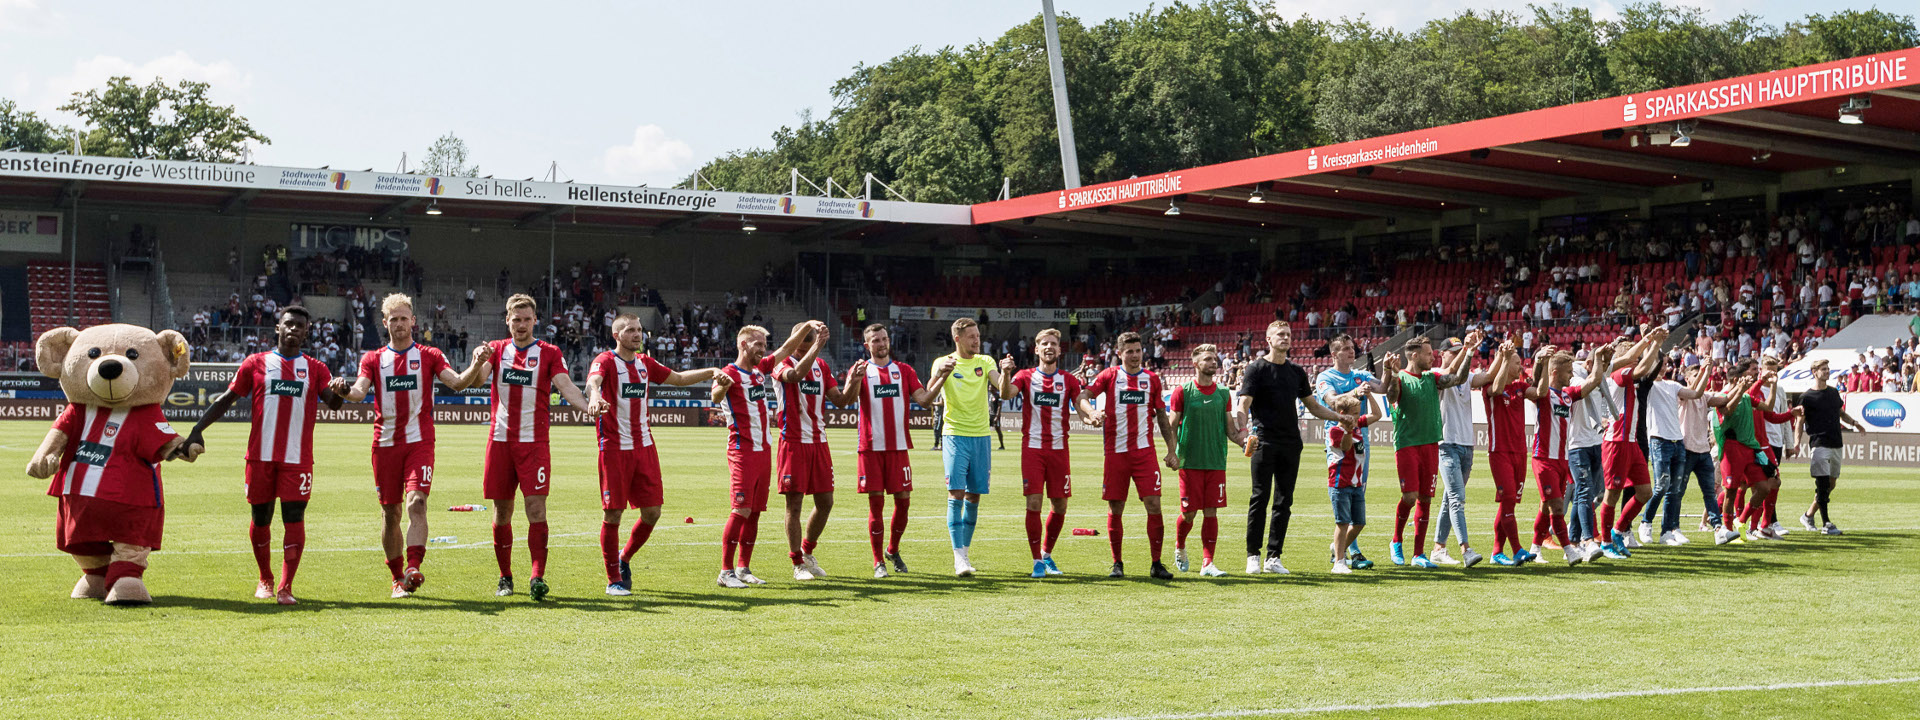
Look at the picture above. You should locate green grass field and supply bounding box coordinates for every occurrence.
[3,421,1917,719]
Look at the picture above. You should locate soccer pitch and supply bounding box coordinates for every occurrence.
[3,421,1916,719]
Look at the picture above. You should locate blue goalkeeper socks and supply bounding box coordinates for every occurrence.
[961,500,980,547]
[948,498,965,549]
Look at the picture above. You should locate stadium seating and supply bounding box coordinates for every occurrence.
[25,260,111,336]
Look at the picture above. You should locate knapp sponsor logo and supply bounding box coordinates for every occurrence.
[1863,398,1906,428]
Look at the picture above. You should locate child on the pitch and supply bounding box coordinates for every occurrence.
[1168,344,1248,577]
[1326,389,1379,574]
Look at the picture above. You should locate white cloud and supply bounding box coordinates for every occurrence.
[0,0,61,33]
[600,124,695,185]
[30,52,252,116]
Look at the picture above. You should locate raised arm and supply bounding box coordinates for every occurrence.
[769,321,820,369]
[446,343,494,390]
[1524,345,1554,399]
[1382,354,1404,406]
[779,331,826,383]
[1677,363,1711,400]
[663,366,721,387]
[708,372,734,404]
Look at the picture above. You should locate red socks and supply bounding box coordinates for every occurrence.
[1176,514,1194,550]
[1201,516,1218,563]
[740,516,759,568]
[492,523,513,577]
[600,522,621,583]
[1107,513,1124,562]
[279,522,305,592]
[888,497,910,555]
[386,555,404,581]
[405,544,424,571]
[1551,513,1571,546]
[622,519,654,562]
[528,521,549,578]
[721,514,741,570]
[1532,510,1551,547]
[1598,503,1616,539]
[868,494,887,564]
[1025,510,1043,560]
[1146,514,1165,563]
[1044,511,1064,555]
[801,538,818,556]
[789,550,805,566]
[1617,495,1645,533]
[1394,498,1414,543]
[249,524,273,582]
[1413,498,1431,557]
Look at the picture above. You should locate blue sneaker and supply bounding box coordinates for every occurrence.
[1411,555,1436,569]
[1515,550,1538,565]
[618,560,632,591]
[1601,543,1629,560]
[1492,553,1518,566]
[1041,556,1063,576]
[1351,555,1375,570]
[1390,542,1407,566]
[1611,531,1634,557]
[1032,560,1048,578]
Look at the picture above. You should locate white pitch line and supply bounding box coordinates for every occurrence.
[1086,676,1920,720]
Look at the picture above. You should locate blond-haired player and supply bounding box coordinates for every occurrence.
[710,321,818,588]
[1006,328,1098,577]
[335,293,491,598]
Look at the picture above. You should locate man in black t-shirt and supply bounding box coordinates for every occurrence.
[1236,321,1354,573]
[1797,359,1866,535]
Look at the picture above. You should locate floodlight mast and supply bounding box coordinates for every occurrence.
[1041,0,1081,190]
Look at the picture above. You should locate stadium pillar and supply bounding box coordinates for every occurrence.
[1040,0,1082,190]
[1765,187,1779,213]
[1637,198,1653,219]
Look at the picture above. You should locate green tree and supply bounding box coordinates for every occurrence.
[57,76,268,161]
[418,132,480,177]
[876,103,997,203]
[0,99,72,153]
[1776,9,1920,66]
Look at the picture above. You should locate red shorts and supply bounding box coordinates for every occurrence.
[1020,448,1072,499]
[1178,469,1227,511]
[1720,447,1766,489]
[729,448,772,511]
[482,441,552,500]
[1531,458,1570,501]
[56,494,164,553]
[1488,451,1527,503]
[856,450,914,495]
[372,441,434,505]
[1601,441,1650,490]
[599,445,663,510]
[1395,444,1439,496]
[777,441,835,495]
[246,461,313,504]
[1101,447,1163,501]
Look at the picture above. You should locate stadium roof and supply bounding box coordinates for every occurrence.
[972,48,1920,243]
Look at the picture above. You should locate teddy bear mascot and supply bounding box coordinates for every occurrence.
[24,323,199,605]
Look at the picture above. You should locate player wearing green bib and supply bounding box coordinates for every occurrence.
[1168,344,1247,577]
[1382,335,1472,568]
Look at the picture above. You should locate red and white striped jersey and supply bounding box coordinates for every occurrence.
[590,350,673,451]
[46,403,178,507]
[849,359,923,452]
[1088,366,1165,454]
[1482,378,1530,455]
[487,339,566,444]
[1607,367,1651,446]
[1011,367,1082,451]
[720,356,780,452]
[776,356,838,444]
[230,351,331,464]
[360,343,450,448]
[1532,386,1576,461]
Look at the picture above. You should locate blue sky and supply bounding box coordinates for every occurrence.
[0,0,1894,186]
